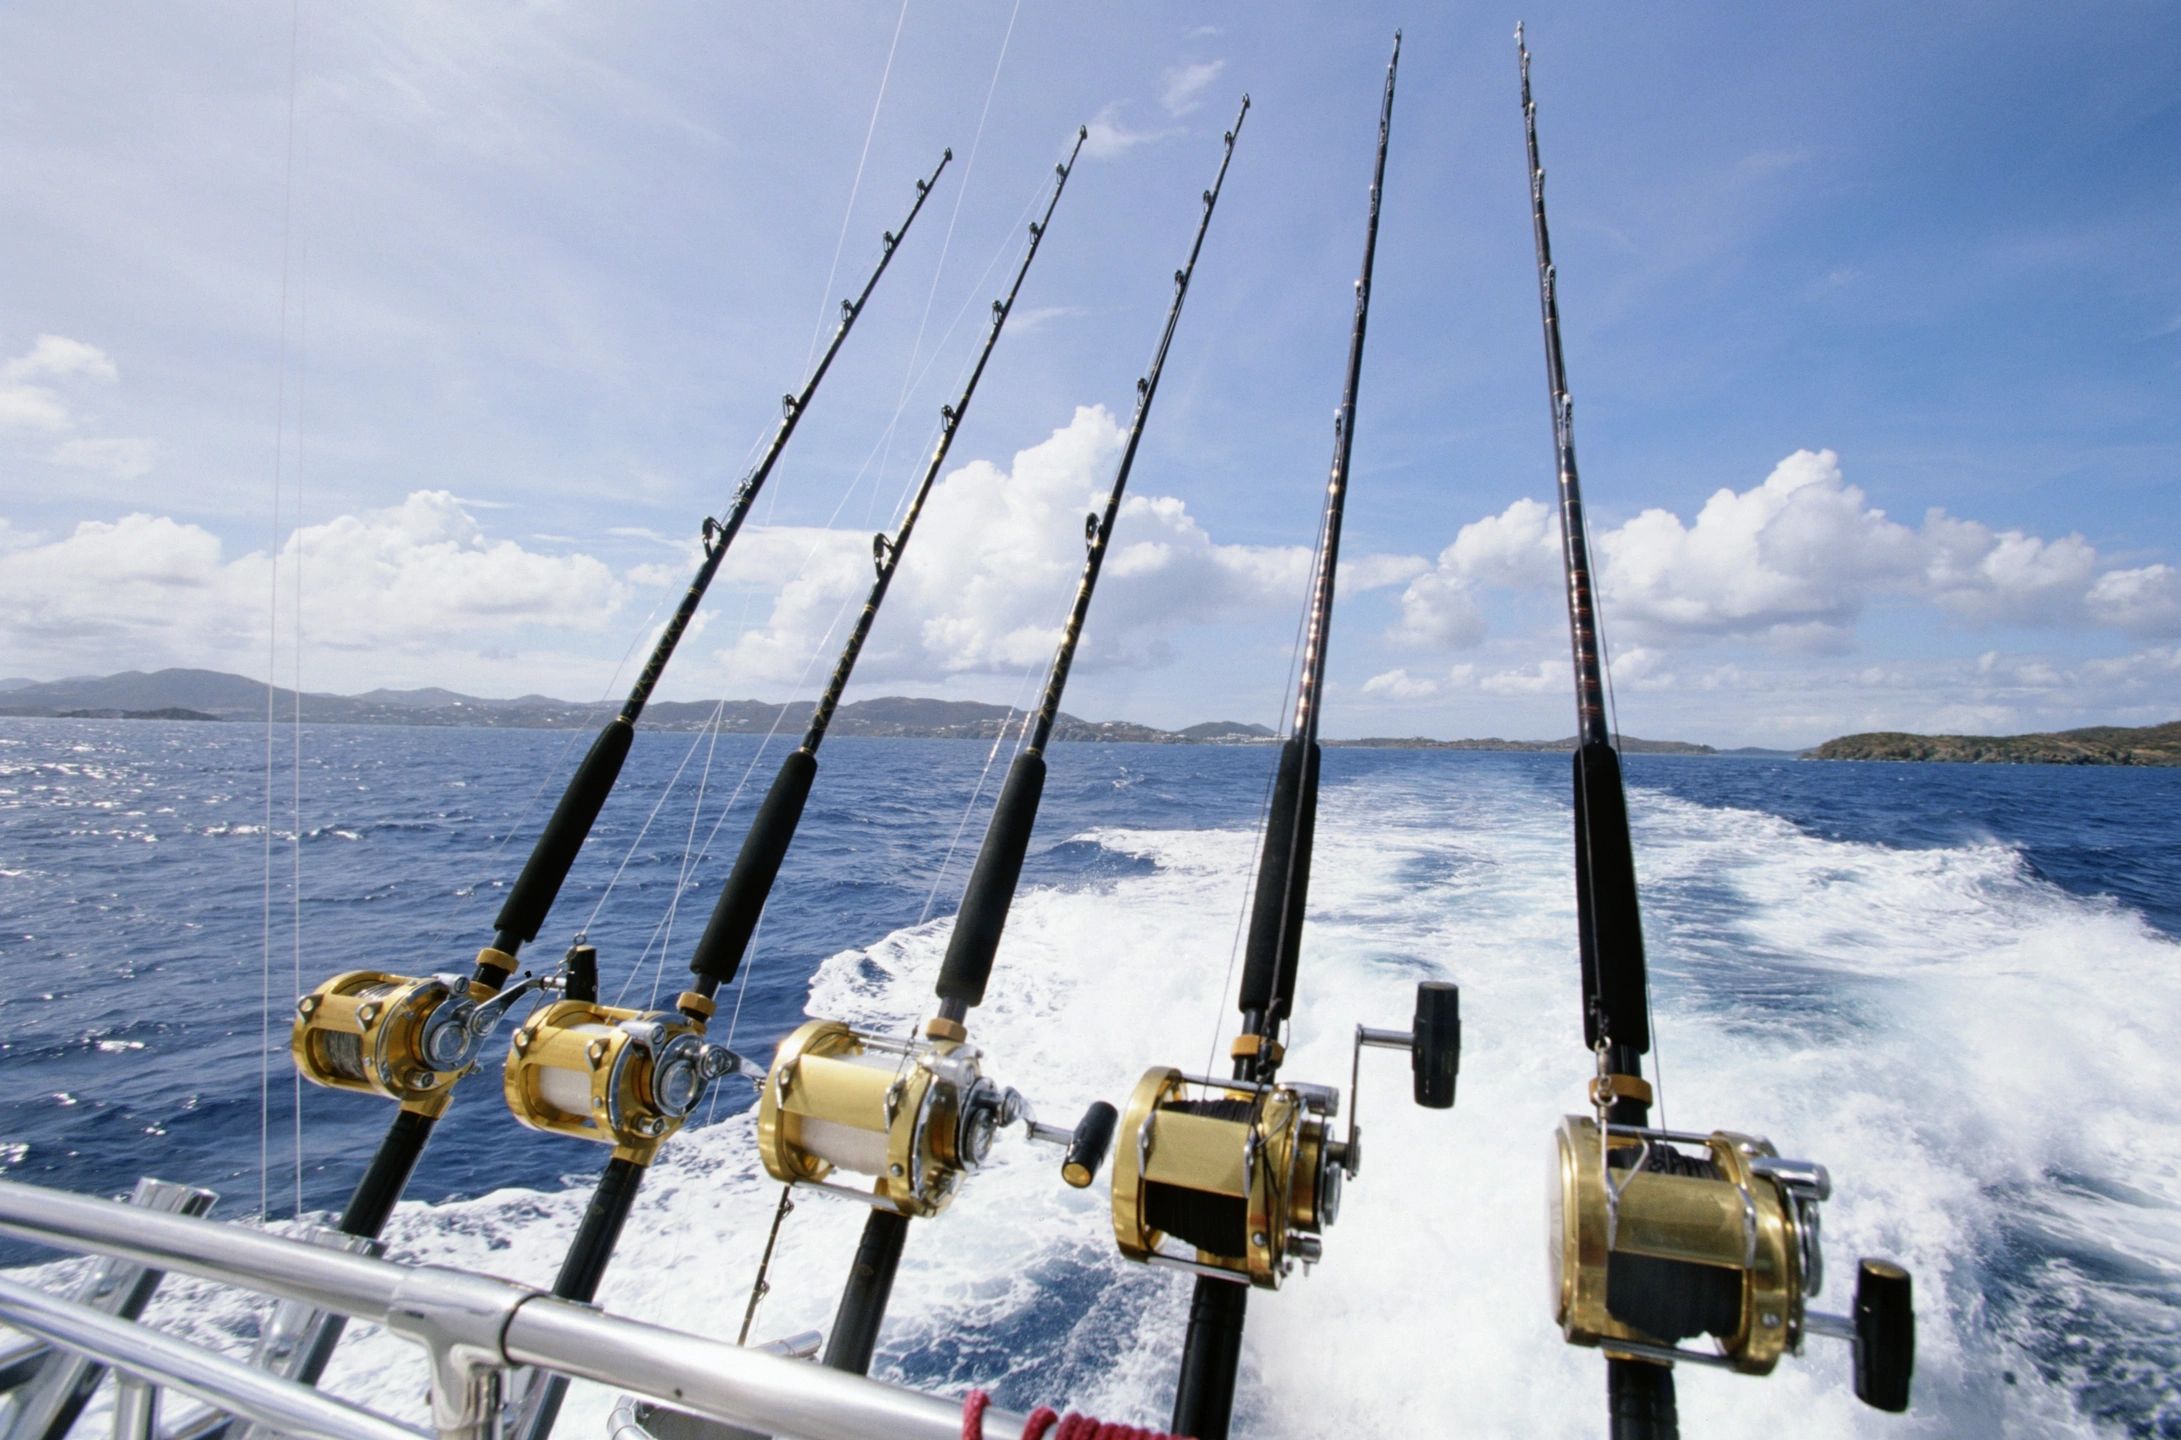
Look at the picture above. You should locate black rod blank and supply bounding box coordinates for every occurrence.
[313,153,955,1364]
[1232,33,1396,1060]
[686,129,1088,999]
[934,96,1251,1015]
[1175,41,1398,1440]
[1520,24,1670,1438]
[1517,22,1653,1069]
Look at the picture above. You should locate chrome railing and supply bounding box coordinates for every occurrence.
[0,1180,1025,1440]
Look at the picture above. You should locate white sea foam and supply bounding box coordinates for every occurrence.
[108,766,2181,1436]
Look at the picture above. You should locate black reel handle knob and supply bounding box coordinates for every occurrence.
[1853,1258,1914,1412]
[1061,1102,1119,1188]
[1412,981,1460,1109]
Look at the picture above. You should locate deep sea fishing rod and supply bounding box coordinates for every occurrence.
[1097,39,1455,1440]
[1515,26,1913,1436]
[276,149,951,1380]
[491,129,1087,1440]
[739,97,1252,1381]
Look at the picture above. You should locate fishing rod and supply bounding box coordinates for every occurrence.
[277,149,952,1383]
[1514,26,1912,1435]
[1090,39,1455,1440]
[491,129,1089,1440]
[733,97,1252,1382]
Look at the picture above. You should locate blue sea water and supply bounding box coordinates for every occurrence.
[2,717,2178,1438]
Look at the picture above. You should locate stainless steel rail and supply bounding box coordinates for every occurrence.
[0,1277,422,1440]
[0,1180,1026,1440]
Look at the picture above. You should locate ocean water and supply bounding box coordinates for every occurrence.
[1,716,2178,1438]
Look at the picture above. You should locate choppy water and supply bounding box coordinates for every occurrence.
[2,717,2178,1437]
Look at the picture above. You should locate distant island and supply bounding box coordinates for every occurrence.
[1811,720,2181,766]
[0,667,1741,753]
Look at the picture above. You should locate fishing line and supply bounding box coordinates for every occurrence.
[289,94,312,1227]
[868,0,1023,528]
[584,384,945,944]
[1593,569,1669,1132]
[583,175,1049,978]
[258,0,304,1225]
[915,647,1043,928]
[1202,482,1326,1080]
[803,0,911,373]
[603,579,866,1011]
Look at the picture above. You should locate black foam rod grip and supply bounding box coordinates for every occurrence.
[1062,1101,1119,1188]
[1574,741,1650,1055]
[689,748,818,988]
[495,719,635,948]
[1411,981,1460,1109]
[1853,1259,1914,1413]
[936,751,1047,1009]
[1237,738,1320,1020]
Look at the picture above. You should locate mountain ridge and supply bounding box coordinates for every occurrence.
[1,667,1741,751]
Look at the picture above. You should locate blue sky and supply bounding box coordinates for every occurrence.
[1,2,2176,746]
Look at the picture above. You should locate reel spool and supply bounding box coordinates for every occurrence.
[756,1018,1117,1218]
[504,994,741,1164]
[291,951,537,1116]
[1112,980,1459,1289]
[1549,1115,1914,1411]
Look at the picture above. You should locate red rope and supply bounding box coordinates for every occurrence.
[962,1390,1188,1440]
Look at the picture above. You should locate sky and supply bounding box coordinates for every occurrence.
[1,2,2177,747]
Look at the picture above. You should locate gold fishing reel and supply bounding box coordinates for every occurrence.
[756,1018,1117,1217]
[503,991,743,1164]
[1111,980,1459,1289]
[1549,1113,1914,1410]
[291,950,541,1116]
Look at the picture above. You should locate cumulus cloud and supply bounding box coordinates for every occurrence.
[0,491,624,673]
[1391,449,2181,653]
[700,407,1417,688]
[1391,497,1557,647]
[1160,60,1225,117]
[1,335,153,478]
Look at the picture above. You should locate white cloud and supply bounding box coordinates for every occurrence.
[1161,60,1225,117]
[2,336,117,384]
[0,491,624,673]
[1362,667,1438,700]
[1,340,140,473]
[50,437,155,480]
[2084,564,2181,635]
[1082,103,1181,161]
[1479,660,1561,696]
[1393,449,2181,654]
[1005,305,1088,335]
[0,386,70,432]
[1391,497,1556,648]
[700,407,1417,690]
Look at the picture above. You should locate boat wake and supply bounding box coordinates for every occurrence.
[88,761,2176,1438]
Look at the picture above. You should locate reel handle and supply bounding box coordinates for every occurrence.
[1411,981,1460,1109]
[1029,1102,1120,1189]
[1354,980,1461,1114]
[1854,1259,1914,1412]
[1062,1102,1118,1188]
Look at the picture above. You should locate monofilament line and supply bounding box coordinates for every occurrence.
[803,0,912,373]
[259,0,303,1225]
